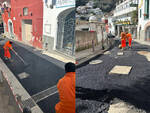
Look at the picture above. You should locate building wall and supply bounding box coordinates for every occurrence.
[114,0,137,17]
[138,0,150,41]
[108,17,115,35]
[43,0,75,55]
[76,30,97,51]
[43,1,71,50]
[113,0,138,38]
[2,0,43,48]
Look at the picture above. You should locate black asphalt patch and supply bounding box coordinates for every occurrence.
[76,41,150,112]
[0,38,65,113]
[38,93,59,113]
[0,40,65,95]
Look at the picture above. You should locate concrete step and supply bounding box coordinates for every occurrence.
[0,77,22,113]
[2,95,9,106]
[3,106,9,113]
[8,105,15,113]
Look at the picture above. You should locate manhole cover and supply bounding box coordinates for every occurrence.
[137,51,149,55]
[89,60,103,64]
[104,51,110,55]
[109,65,132,75]
[117,52,124,56]
[115,56,118,59]
[137,51,150,61]
[18,72,30,79]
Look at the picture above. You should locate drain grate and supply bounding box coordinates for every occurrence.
[32,85,58,103]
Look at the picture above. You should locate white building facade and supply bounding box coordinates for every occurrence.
[138,0,150,41]
[108,17,115,35]
[113,0,138,38]
[43,0,75,56]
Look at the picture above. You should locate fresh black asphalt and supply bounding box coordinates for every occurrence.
[76,41,150,113]
[0,38,65,113]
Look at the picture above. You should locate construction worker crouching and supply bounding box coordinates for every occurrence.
[3,41,13,60]
[55,62,75,113]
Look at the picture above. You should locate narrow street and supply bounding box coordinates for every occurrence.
[76,40,150,113]
[0,37,65,113]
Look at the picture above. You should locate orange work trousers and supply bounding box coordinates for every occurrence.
[4,49,11,59]
[121,39,126,48]
[128,38,132,47]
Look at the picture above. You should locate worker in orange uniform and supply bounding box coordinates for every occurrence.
[3,41,13,60]
[121,32,126,50]
[126,32,132,49]
[55,62,75,113]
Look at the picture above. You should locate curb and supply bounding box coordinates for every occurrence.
[0,58,43,113]
[1,70,23,112]
[76,49,108,68]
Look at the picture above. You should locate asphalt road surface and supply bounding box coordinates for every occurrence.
[0,38,65,113]
[76,41,150,113]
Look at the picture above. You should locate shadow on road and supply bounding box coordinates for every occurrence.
[76,87,113,103]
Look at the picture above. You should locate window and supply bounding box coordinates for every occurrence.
[8,12,10,18]
[144,0,149,19]
[44,24,51,34]
[23,7,28,16]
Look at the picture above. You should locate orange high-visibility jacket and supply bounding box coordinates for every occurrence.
[3,41,13,58]
[121,32,126,40]
[126,33,132,47]
[121,32,126,48]
[55,72,75,113]
[126,33,132,40]
[3,41,12,50]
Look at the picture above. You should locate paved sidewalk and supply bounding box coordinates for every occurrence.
[0,83,8,113]
[0,80,23,113]
[134,39,150,46]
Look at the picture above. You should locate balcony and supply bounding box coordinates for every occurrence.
[114,0,138,17]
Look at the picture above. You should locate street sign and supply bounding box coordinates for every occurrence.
[130,4,138,7]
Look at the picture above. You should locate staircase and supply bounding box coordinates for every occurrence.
[0,79,22,113]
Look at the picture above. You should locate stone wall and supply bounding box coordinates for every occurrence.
[76,30,98,51]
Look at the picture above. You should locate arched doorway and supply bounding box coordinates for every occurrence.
[56,8,75,56]
[145,26,150,41]
[8,19,14,38]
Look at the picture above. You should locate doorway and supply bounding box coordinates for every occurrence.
[22,20,33,44]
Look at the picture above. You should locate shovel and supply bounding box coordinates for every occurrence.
[12,49,30,67]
